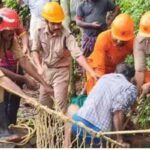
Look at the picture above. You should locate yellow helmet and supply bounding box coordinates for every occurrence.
[111,14,134,41]
[41,2,64,23]
[139,11,150,37]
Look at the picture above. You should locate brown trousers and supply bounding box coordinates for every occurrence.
[39,65,70,112]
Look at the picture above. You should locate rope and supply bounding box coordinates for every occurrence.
[0,83,149,148]
[0,117,36,145]
[97,129,150,136]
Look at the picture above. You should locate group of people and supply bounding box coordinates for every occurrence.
[66,2,150,146]
[65,2,150,147]
[86,10,150,96]
[0,0,149,148]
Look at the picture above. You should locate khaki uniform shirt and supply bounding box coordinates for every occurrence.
[134,34,150,71]
[31,22,82,68]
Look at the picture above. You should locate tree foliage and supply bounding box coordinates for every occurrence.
[3,0,30,25]
[116,0,150,33]
[137,96,150,128]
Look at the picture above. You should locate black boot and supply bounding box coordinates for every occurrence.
[0,101,11,137]
[4,91,20,125]
[0,102,21,142]
[4,66,23,125]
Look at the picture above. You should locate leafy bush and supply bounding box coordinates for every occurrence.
[116,0,150,33]
[3,0,30,25]
[137,96,150,128]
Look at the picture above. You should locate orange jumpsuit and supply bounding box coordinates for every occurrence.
[86,30,133,94]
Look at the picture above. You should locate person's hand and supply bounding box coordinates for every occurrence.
[90,71,100,81]
[24,76,38,90]
[91,21,101,29]
[141,82,150,95]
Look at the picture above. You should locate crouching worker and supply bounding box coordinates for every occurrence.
[64,63,138,148]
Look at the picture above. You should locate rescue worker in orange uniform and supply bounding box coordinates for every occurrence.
[134,11,150,94]
[86,14,134,94]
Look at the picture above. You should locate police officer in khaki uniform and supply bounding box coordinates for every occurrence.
[31,2,98,112]
[134,11,150,94]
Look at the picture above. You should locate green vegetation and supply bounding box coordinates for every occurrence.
[137,95,150,128]
[3,0,30,25]
[116,0,150,33]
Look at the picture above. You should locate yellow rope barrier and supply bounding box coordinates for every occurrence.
[97,129,150,136]
[0,83,149,148]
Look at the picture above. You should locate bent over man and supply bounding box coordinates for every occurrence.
[64,64,138,148]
